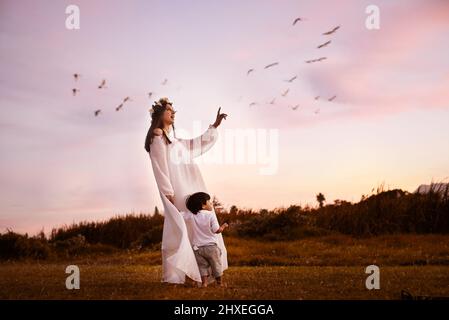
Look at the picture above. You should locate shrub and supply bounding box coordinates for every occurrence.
[0,231,51,260]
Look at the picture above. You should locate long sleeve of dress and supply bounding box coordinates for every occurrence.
[178,125,219,159]
[149,136,175,196]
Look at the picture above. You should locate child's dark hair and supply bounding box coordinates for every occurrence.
[186,192,210,214]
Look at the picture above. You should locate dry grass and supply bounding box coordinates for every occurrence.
[0,264,448,300]
[1,234,448,299]
[225,234,449,266]
[32,234,449,267]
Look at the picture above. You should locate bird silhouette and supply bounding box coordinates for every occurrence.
[161,79,168,85]
[94,109,102,116]
[328,95,337,101]
[73,73,81,81]
[98,79,107,89]
[292,17,305,26]
[264,62,279,69]
[116,103,123,111]
[305,57,327,64]
[323,25,340,35]
[247,68,255,76]
[281,89,290,97]
[291,104,300,110]
[285,75,298,83]
[317,40,331,49]
[72,88,80,96]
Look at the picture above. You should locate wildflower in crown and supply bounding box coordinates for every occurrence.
[149,97,173,116]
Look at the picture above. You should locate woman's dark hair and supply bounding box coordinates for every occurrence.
[144,98,176,153]
[186,192,211,214]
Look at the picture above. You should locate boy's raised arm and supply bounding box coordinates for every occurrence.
[210,213,228,233]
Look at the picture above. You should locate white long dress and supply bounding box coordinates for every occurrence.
[149,125,228,284]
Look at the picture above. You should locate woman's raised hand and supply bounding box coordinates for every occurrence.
[212,107,228,128]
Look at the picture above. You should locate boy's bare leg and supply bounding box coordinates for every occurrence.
[201,275,208,287]
[215,276,225,287]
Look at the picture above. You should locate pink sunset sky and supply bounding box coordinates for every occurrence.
[1,0,449,234]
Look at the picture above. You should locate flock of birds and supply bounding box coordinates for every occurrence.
[71,17,340,117]
[71,74,169,117]
[245,18,341,114]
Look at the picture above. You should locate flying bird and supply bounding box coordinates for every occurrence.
[94,109,102,116]
[72,88,80,96]
[116,103,123,111]
[305,57,327,64]
[292,17,305,26]
[247,68,255,76]
[322,25,340,35]
[328,95,337,101]
[285,75,298,83]
[264,62,279,69]
[317,40,331,49]
[161,79,168,85]
[98,79,107,89]
[291,104,300,110]
[73,73,81,81]
[281,89,290,97]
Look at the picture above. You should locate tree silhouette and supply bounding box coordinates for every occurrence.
[212,196,224,213]
[316,193,326,208]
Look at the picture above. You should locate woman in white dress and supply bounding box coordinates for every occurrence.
[144,97,228,285]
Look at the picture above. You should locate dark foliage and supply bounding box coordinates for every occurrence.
[1,184,448,260]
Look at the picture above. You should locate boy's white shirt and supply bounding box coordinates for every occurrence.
[181,209,220,248]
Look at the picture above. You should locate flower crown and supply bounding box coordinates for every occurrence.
[149,97,173,116]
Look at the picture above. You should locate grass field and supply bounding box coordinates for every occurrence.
[1,235,449,299]
[1,265,448,299]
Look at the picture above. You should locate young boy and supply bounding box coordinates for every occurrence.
[183,192,228,287]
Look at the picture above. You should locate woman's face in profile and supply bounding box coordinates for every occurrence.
[163,104,176,125]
